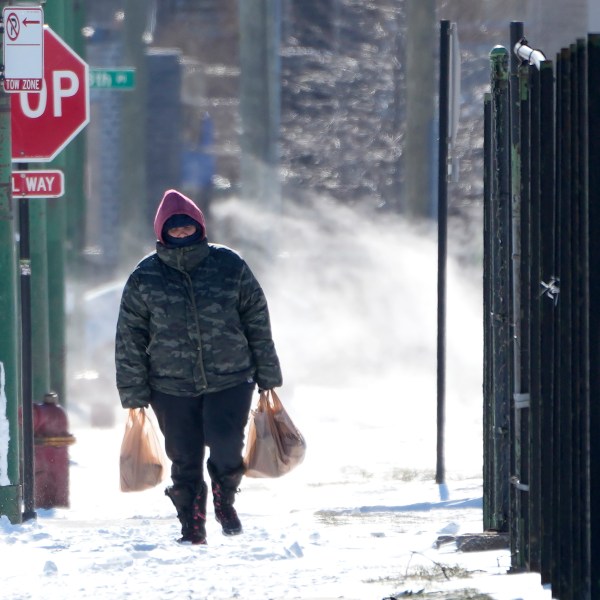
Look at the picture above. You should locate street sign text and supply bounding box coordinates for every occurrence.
[89,68,136,90]
[2,7,44,93]
[12,170,65,198]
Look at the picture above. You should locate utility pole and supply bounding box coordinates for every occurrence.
[121,0,149,262]
[0,0,23,524]
[238,0,282,218]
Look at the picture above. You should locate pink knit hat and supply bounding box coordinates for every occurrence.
[153,189,206,244]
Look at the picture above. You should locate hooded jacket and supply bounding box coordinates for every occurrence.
[115,190,282,407]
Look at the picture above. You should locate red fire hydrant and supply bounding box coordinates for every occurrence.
[33,392,76,509]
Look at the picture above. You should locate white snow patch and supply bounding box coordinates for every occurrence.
[0,361,12,486]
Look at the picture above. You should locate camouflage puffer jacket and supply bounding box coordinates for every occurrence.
[115,239,282,407]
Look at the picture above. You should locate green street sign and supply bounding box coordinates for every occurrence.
[89,68,135,90]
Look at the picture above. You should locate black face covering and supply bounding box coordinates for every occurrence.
[162,214,203,248]
[163,228,203,248]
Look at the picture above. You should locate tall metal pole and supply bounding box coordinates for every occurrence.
[44,0,68,406]
[19,192,36,521]
[510,20,524,432]
[483,91,493,530]
[0,0,23,523]
[489,45,511,533]
[435,20,450,495]
[65,0,87,269]
[30,198,51,403]
[587,33,600,600]
[509,20,527,570]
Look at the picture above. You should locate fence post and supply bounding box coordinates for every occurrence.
[587,32,600,600]
[517,60,540,572]
[487,45,511,533]
[537,58,556,586]
[555,46,574,598]
[573,37,590,599]
[527,58,545,579]
[483,92,494,530]
[508,21,530,571]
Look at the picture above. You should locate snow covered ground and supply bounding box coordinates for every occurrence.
[1,202,554,599]
[1,382,552,600]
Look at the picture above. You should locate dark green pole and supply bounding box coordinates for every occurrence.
[509,21,526,571]
[44,0,68,406]
[483,90,495,531]
[65,0,87,270]
[29,198,51,403]
[0,0,23,523]
[121,0,149,263]
[46,187,67,408]
[489,45,511,533]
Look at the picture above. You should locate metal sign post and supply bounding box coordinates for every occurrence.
[18,171,36,521]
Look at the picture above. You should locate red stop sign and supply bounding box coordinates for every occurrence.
[11,27,90,163]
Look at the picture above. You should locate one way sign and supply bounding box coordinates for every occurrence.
[12,170,64,198]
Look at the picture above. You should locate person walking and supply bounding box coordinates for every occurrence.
[115,189,282,545]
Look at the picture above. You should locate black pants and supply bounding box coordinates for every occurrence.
[150,382,254,489]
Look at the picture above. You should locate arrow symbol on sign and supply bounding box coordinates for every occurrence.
[23,18,41,26]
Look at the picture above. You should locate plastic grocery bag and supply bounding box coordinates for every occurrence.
[119,408,167,492]
[244,389,306,478]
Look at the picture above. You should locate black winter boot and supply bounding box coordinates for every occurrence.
[190,482,208,544]
[208,463,245,536]
[165,483,207,545]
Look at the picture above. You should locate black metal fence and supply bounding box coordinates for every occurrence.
[483,22,600,600]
